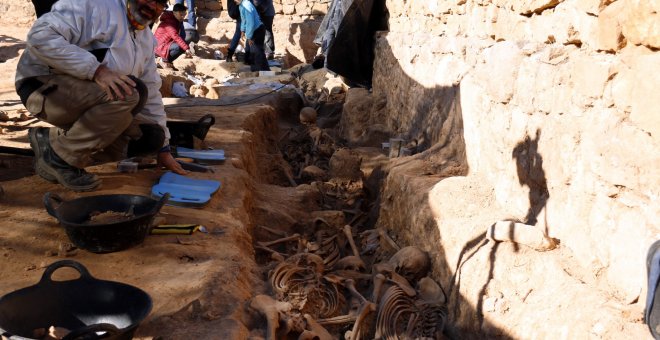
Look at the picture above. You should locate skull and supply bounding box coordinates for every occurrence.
[387,246,431,283]
[299,107,317,125]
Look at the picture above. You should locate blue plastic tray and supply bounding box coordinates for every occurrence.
[151,172,221,208]
[176,147,225,163]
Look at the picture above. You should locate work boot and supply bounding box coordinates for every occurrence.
[29,127,100,191]
[28,127,56,182]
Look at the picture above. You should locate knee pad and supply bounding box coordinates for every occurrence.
[128,75,148,116]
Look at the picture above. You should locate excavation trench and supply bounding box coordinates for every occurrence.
[241,88,448,339]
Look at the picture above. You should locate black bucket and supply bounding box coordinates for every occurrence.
[43,193,169,253]
[0,260,152,340]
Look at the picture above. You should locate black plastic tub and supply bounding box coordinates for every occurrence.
[0,260,152,340]
[43,192,169,253]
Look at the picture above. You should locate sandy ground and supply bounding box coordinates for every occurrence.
[1,17,652,340]
[0,25,305,339]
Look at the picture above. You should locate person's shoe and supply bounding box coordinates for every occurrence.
[158,59,176,70]
[30,129,100,191]
[225,49,234,62]
[28,127,56,182]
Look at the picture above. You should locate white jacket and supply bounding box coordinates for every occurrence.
[15,0,170,142]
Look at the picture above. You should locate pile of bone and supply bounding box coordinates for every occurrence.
[252,223,448,340]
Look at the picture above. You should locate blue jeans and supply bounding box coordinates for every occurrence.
[167,33,195,63]
[175,0,196,27]
[261,15,274,56]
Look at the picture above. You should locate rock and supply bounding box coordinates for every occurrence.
[596,1,627,52]
[621,0,660,49]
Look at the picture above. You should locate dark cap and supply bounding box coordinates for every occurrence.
[173,3,187,11]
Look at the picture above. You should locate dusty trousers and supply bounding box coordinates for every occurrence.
[23,74,142,168]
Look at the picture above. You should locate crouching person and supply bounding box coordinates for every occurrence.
[16,0,187,192]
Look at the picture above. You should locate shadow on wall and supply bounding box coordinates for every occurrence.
[512,128,549,231]
[284,18,322,66]
[369,37,516,339]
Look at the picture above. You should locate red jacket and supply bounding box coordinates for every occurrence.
[154,11,188,60]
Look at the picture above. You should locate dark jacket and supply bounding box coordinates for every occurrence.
[227,0,240,20]
[252,0,275,17]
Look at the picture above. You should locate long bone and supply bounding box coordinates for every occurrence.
[331,270,373,281]
[371,273,387,305]
[342,225,361,257]
[258,225,288,238]
[303,314,334,340]
[346,300,376,340]
[255,245,286,262]
[250,294,292,340]
[258,233,301,248]
[378,228,400,251]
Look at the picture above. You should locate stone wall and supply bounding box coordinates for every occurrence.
[371,0,659,336]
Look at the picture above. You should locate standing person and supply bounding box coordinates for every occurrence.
[252,0,275,59]
[236,0,270,71]
[174,0,196,28]
[226,0,241,62]
[154,3,193,70]
[16,0,186,192]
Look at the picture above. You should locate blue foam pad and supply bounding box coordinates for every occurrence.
[151,172,221,207]
[176,147,225,162]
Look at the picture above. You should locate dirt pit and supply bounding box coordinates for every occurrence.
[0,23,419,340]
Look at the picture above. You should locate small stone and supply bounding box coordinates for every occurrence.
[44,250,57,257]
[0,111,9,121]
[25,264,36,271]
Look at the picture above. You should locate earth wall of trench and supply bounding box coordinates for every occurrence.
[355,0,660,338]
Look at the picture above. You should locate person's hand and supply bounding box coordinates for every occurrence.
[247,39,254,47]
[92,65,136,101]
[157,151,188,175]
[184,50,193,58]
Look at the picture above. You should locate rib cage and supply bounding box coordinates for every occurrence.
[375,285,447,340]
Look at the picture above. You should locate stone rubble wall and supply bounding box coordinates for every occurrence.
[371,0,660,335]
